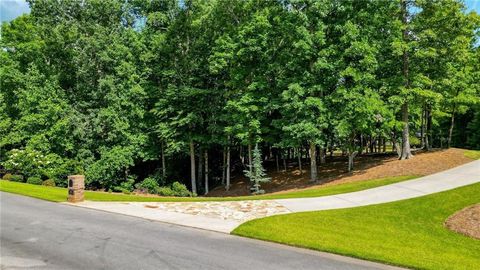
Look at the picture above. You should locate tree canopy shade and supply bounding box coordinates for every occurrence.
[1,0,479,194]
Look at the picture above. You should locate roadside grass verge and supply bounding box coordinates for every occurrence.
[0,175,416,202]
[233,183,480,270]
[464,149,480,160]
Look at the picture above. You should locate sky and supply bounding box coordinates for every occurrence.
[1,0,480,22]
[1,0,29,22]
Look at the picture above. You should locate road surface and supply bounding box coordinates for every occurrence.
[0,192,401,270]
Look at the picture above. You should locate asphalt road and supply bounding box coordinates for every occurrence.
[0,192,401,270]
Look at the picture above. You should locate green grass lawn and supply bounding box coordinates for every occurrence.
[0,175,416,202]
[233,183,480,270]
[464,149,480,159]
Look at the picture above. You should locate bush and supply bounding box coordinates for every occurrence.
[156,186,175,196]
[135,177,159,194]
[2,149,77,185]
[2,173,13,181]
[27,176,43,185]
[10,174,25,182]
[42,179,56,187]
[149,169,166,186]
[171,181,194,197]
[409,135,421,147]
[113,176,136,193]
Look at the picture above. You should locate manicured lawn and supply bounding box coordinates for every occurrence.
[464,149,480,160]
[233,183,480,270]
[0,175,416,202]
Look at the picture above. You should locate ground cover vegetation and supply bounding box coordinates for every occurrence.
[1,0,479,195]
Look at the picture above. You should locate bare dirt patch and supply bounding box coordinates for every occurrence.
[208,148,474,197]
[445,204,480,240]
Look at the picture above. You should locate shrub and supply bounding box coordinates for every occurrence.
[3,149,47,178]
[2,173,13,181]
[409,135,421,147]
[85,146,135,189]
[113,176,136,193]
[156,186,175,196]
[135,177,159,194]
[27,176,43,185]
[10,174,25,182]
[42,179,56,186]
[43,158,80,187]
[149,170,166,186]
[2,149,77,185]
[171,181,194,197]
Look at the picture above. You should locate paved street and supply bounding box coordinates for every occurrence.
[0,192,401,270]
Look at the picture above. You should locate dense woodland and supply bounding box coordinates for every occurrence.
[1,0,479,195]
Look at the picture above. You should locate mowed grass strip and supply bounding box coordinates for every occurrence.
[233,183,480,270]
[0,175,416,202]
[464,149,480,160]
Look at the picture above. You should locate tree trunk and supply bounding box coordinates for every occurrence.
[309,142,317,182]
[348,151,358,172]
[447,107,456,148]
[359,135,364,155]
[329,138,334,157]
[124,167,129,182]
[283,151,287,172]
[297,147,302,174]
[204,150,208,195]
[198,149,203,188]
[392,132,401,158]
[400,103,413,159]
[425,127,430,151]
[222,148,226,185]
[226,144,231,191]
[319,147,326,164]
[420,105,425,149]
[275,152,280,172]
[400,0,413,160]
[240,145,244,166]
[377,136,381,153]
[189,141,197,194]
[248,143,253,173]
[426,105,432,150]
[161,142,166,179]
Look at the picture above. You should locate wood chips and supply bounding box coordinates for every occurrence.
[445,204,480,240]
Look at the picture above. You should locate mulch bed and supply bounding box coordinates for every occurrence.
[445,204,480,240]
[208,148,475,197]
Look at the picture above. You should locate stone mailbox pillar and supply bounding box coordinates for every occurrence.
[67,175,85,203]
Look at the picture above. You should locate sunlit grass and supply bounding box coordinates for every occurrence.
[464,149,480,160]
[0,175,417,202]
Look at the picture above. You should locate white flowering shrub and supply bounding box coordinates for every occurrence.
[3,149,48,177]
[2,149,77,186]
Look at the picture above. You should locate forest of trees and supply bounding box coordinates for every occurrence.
[1,0,479,195]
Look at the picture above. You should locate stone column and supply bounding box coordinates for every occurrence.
[67,175,85,203]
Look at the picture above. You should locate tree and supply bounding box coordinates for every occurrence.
[1,0,479,194]
[398,0,414,159]
[244,144,270,194]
